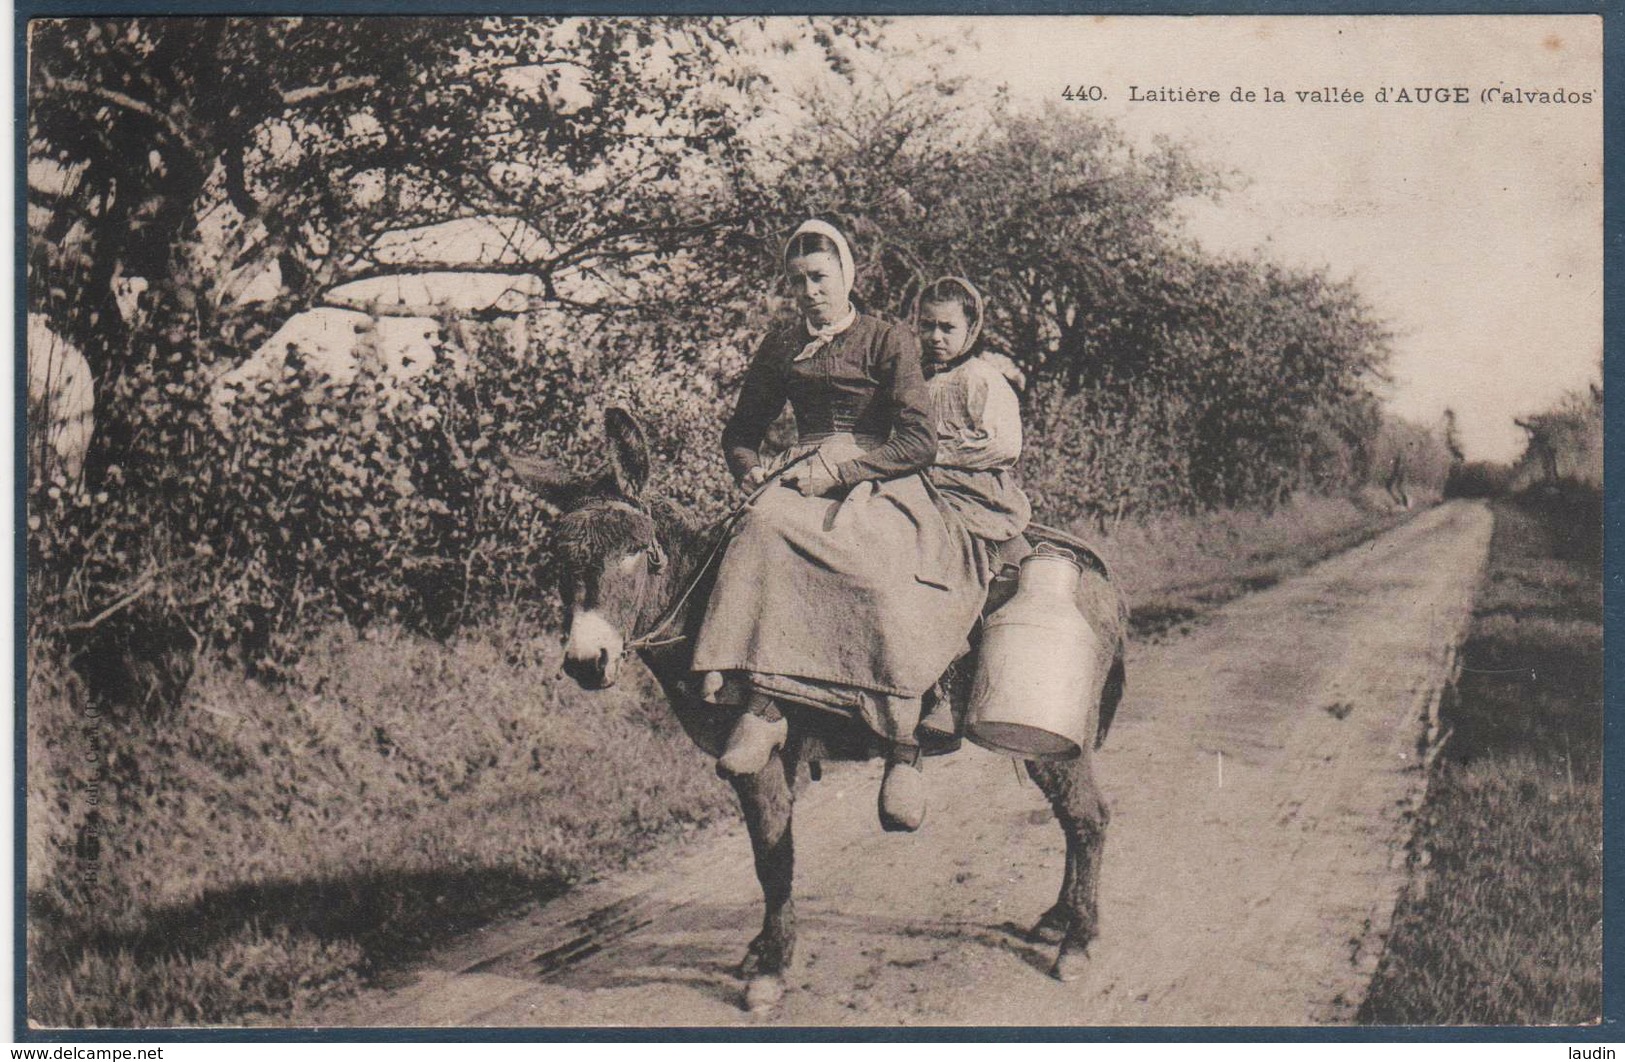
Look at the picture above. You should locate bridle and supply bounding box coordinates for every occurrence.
[564,497,679,655]
[620,520,723,654]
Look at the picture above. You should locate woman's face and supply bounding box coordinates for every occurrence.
[785,251,848,328]
[917,299,971,365]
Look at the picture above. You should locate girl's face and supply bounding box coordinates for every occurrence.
[785,251,847,328]
[917,299,971,365]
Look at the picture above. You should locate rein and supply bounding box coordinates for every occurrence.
[620,453,814,656]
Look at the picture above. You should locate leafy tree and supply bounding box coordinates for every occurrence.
[29,17,793,478]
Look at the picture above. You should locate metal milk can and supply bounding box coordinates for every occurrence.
[966,548,1102,761]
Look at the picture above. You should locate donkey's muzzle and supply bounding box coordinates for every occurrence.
[562,610,624,689]
[562,647,618,689]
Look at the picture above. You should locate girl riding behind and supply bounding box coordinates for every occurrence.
[913,276,1032,743]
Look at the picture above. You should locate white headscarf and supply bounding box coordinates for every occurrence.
[784,220,858,360]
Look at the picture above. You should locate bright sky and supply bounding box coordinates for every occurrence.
[880,15,1602,462]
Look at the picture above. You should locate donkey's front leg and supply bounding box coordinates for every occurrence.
[1028,754,1109,982]
[728,749,796,1012]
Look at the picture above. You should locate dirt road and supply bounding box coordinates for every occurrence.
[325,500,1492,1028]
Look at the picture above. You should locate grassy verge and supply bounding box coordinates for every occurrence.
[26,627,736,1027]
[1088,489,1420,640]
[1358,486,1602,1025]
[27,490,1419,1027]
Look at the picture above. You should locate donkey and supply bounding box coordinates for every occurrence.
[514,408,1126,1012]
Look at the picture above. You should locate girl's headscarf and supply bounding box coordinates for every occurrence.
[784,219,858,360]
[913,275,986,362]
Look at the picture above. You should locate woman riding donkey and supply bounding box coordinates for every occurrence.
[692,221,1030,831]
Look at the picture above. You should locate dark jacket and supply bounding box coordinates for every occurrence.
[722,313,936,486]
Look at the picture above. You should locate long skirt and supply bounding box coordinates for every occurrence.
[691,434,990,743]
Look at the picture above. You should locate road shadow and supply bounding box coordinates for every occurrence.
[33,865,569,988]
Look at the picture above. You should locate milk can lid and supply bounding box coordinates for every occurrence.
[1026,541,1087,571]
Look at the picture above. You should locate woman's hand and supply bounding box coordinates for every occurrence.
[739,466,768,493]
[782,455,842,497]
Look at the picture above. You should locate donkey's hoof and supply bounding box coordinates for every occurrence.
[1049,941,1091,983]
[744,974,786,1013]
[1029,904,1070,945]
[738,939,766,978]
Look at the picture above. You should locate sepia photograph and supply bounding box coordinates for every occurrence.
[20,13,1605,1033]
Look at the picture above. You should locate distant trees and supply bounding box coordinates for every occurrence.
[1510,383,1602,491]
[1442,408,1466,467]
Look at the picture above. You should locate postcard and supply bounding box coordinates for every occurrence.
[21,13,1604,1034]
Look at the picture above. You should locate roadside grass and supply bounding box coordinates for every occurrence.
[26,626,735,1027]
[1094,489,1419,639]
[1358,486,1602,1026]
[27,490,1420,1027]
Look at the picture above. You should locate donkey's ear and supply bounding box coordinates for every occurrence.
[506,450,589,510]
[604,407,650,498]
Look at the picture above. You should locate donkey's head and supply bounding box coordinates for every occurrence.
[512,409,668,689]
